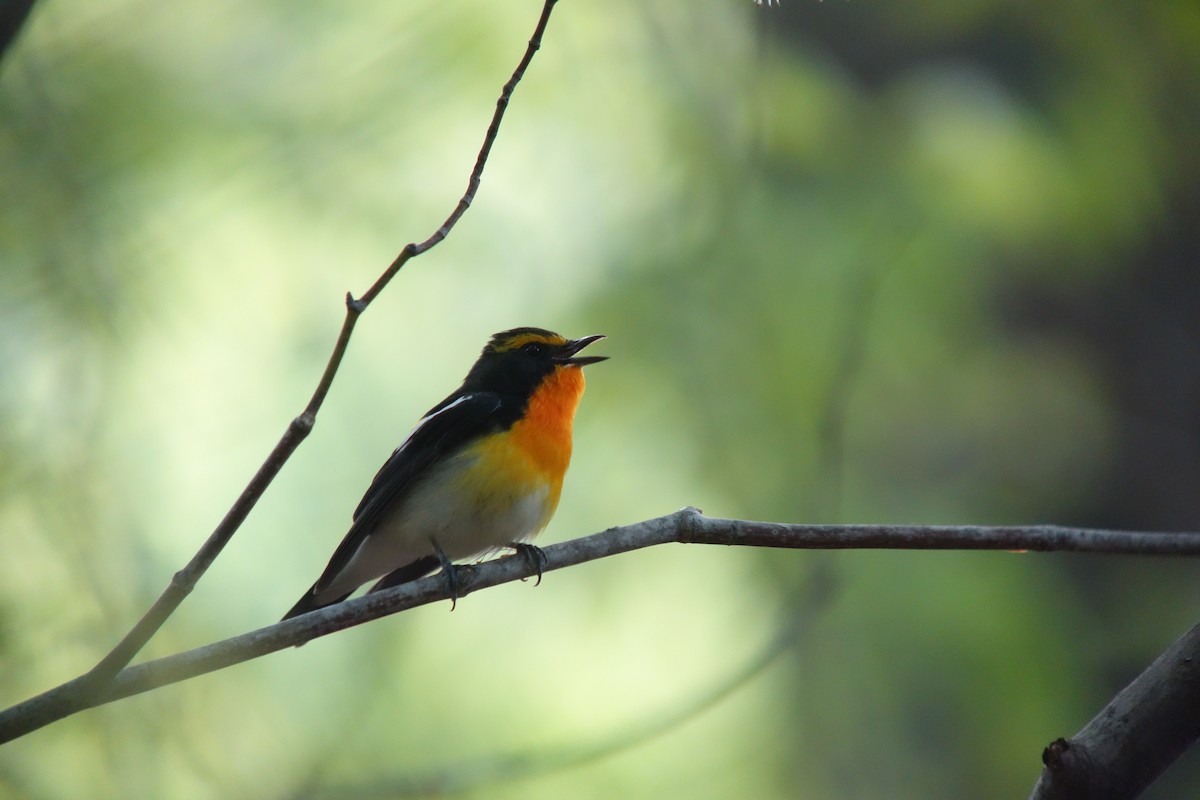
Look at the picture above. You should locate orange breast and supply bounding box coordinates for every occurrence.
[509,364,586,479]
[457,365,586,530]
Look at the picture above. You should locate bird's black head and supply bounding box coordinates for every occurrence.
[460,327,607,398]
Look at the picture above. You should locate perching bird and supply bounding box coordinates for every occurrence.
[282,327,607,620]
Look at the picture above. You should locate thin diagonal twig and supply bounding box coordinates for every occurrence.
[64,0,562,691]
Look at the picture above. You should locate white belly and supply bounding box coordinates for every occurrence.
[314,456,552,603]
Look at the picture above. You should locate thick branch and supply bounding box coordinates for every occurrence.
[1029,623,1200,800]
[0,0,36,66]
[3,508,1200,743]
[77,0,561,691]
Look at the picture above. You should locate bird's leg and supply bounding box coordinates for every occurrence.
[507,542,548,586]
[429,537,460,610]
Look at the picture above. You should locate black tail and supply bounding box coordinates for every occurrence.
[281,582,351,622]
[282,555,441,622]
[367,555,441,594]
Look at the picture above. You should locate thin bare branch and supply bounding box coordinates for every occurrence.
[3,508,1200,743]
[76,0,562,692]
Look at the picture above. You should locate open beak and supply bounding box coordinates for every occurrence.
[556,334,608,367]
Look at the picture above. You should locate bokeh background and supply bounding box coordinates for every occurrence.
[3,0,1200,797]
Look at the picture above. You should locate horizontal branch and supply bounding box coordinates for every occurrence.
[682,516,1200,555]
[3,508,1199,743]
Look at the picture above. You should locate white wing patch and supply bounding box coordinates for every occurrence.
[391,393,478,458]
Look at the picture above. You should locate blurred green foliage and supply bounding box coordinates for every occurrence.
[2,0,1199,798]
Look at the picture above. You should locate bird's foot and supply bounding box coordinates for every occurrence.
[508,542,547,586]
[429,537,460,610]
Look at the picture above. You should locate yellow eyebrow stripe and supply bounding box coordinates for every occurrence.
[491,332,567,353]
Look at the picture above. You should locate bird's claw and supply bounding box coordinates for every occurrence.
[429,537,460,610]
[508,542,547,586]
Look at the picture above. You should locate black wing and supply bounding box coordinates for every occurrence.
[309,391,504,593]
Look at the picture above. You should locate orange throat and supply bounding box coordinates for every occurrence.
[509,364,586,479]
[456,365,585,534]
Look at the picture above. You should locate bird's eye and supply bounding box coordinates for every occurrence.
[522,342,544,356]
